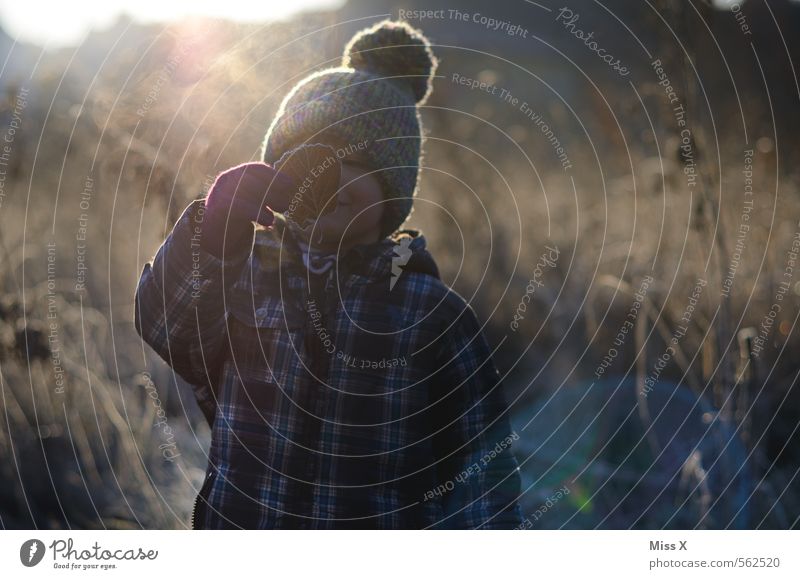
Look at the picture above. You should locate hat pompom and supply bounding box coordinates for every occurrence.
[343,19,438,104]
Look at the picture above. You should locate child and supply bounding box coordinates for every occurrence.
[135,19,522,529]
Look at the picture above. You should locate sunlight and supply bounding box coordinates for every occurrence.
[0,0,343,48]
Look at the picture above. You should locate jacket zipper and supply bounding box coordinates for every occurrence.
[190,495,199,529]
[191,470,214,529]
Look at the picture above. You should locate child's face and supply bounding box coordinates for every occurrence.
[315,139,385,250]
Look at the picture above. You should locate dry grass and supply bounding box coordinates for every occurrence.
[1,7,798,528]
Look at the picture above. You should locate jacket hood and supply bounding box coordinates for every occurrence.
[339,229,440,286]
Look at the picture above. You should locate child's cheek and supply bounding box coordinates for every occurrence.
[338,165,362,190]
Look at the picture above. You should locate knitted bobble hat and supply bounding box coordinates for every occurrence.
[261,19,438,238]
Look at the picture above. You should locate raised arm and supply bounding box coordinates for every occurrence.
[134,163,296,424]
[134,198,252,425]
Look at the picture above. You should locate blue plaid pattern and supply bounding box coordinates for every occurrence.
[135,199,522,529]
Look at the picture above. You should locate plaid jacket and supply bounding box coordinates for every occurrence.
[135,199,522,529]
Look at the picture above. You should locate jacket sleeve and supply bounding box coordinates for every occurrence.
[431,299,523,529]
[134,198,253,425]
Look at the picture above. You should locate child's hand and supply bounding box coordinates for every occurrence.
[200,162,297,258]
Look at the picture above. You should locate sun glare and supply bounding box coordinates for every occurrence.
[0,0,344,48]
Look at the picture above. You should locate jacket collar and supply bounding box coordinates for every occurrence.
[254,217,440,287]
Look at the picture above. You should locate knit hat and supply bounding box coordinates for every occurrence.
[260,19,438,238]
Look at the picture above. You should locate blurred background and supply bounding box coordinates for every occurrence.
[0,0,798,529]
